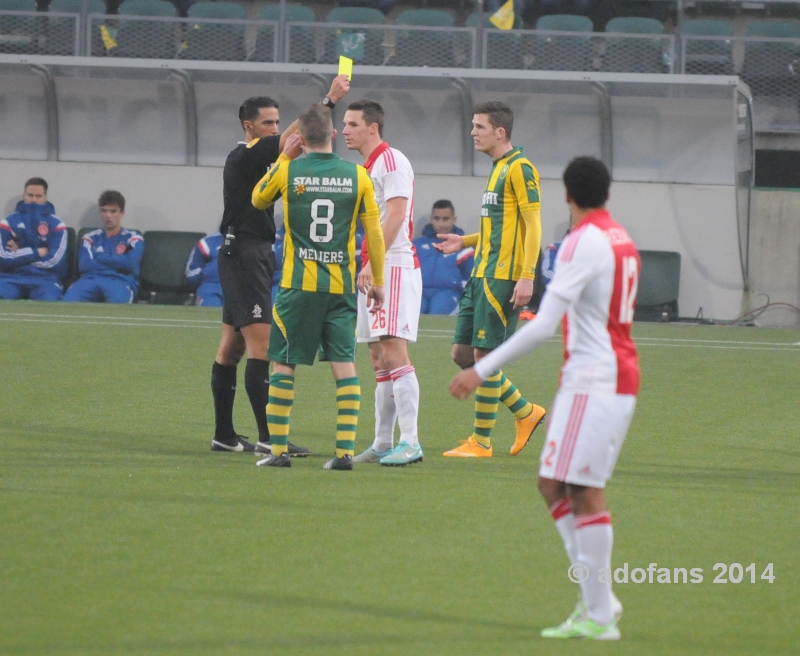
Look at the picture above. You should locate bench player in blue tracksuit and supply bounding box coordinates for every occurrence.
[63,190,144,303]
[185,232,224,307]
[413,199,474,315]
[0,177,68,300]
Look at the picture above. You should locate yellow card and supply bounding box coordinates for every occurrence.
[338,56,353,80]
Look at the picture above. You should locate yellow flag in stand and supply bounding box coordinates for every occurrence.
[489,0,515,30]
[100,24,117,50]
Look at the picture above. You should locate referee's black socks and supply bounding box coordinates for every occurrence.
[245,358,270,444]
[211,362,237,441]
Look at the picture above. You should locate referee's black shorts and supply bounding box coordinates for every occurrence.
[218,236,275,329]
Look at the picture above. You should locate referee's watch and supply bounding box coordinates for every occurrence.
[321,96,336,109]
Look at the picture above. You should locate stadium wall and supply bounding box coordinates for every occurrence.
[0,159,765,323]
[748,190,800,327]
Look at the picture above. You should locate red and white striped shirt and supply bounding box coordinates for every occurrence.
[362,141,419,269]
[548,209,640,395]
[474,208,640,396]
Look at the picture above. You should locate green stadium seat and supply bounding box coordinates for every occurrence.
[393,9,455,67]
[46,0,105,55]
[111,0,177,59]
[537,14,593,32]
[681,19,733,75]
[138,230,206,305]
[322,6,385,65]
[745,18,800,39]
[534,14,594,72]
[182,1,246,61]
[602,17,666,73]
[0,0,37,54]
[741,20,800,97]
[635,250,681,322]
[254,3,316,63]
[606,16,664,35]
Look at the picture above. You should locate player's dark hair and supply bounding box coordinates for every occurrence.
[347,99,384,138]
[239,96,279,127]
[24,177,48,193]
[473,101,513,139]
[562,156,611,210]
[298,104,333,147]
[432,199,455,213]
[98,190,126,211]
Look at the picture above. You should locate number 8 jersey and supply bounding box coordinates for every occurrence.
[547,208,641,395]
[253,152,381,294]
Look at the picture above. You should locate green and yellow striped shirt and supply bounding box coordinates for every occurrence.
[473,146,541,281]
[253,152,381,294]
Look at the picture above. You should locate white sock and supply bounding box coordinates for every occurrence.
[390,365,420,448]
[575,511,614,626]
[373,371,396,451]
[549,499,578,566]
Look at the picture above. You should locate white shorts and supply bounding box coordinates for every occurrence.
[357,265,421,343]
[539,391,637,488]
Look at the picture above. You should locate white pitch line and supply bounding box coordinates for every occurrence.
[0,316,218,329]
[0,311,217,324]
[634,336,800,347]
[2,313,799,351]
[637,342,799,352]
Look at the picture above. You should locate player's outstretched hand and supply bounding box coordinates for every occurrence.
[328,74,351,103]
[367,285,384,313]
[449,368,481,400]
[433,233,463,254]
[283,133,304,159]
[511,278,533,309]
[357,261,372,294]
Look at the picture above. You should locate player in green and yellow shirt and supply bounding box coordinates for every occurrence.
[436,101,547,459]
[251,104,385,471]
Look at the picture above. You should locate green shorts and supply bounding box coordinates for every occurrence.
[453,277,521,350]
[269,288,357,365]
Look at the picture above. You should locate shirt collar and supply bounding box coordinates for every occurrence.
[364,141,391,172]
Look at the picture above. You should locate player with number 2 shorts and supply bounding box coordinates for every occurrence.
[449,157,639,640]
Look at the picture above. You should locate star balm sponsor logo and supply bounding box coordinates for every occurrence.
[294,183,306,195]
[115,243,127,255]
[37,223,49,236]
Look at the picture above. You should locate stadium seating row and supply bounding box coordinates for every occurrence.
[63,227,205,304]
[1,0,798,80]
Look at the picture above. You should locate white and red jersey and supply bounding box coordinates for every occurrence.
[547,208,640,395]
[362,141,419,269]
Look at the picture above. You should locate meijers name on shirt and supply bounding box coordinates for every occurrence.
[298,247,345,263]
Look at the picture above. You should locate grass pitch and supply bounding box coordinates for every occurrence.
[1,301,799,655]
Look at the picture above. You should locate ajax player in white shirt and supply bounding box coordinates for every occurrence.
[450,157,640,641]
[342,99,423,467]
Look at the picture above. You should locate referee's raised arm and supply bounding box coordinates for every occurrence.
[278,74,351,152]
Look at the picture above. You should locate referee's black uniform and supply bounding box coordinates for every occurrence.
[218,136,280,328]
[210,135,280,452]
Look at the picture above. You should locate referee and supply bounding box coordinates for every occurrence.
[210,75,351,454]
